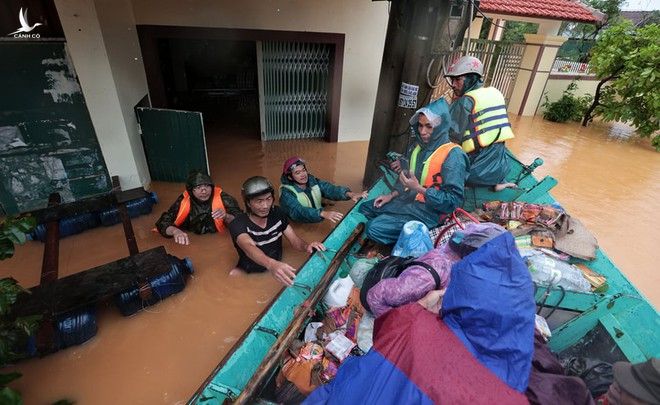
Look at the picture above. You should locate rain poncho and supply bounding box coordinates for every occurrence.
[155,171,242,235]
[442,231,536,392]
[448,75,511,186]
[359,99,469,244]
[279,173,350,223]
[304,303,527,405]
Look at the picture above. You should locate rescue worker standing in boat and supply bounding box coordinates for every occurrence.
[445,55,516,190]
[359,98,469,244]
[279,156,368,223]
[155,170,242,245]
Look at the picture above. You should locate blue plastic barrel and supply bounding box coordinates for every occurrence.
[54,306,98,350]
[98,192,159,226]
[29,213,100,242]
[115,255,193,316]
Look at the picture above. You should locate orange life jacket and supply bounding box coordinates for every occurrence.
[174,186,226,232]
[414,143,461,202]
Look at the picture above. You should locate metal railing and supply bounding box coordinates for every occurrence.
[551,58,592,75]
[431,39,525,104]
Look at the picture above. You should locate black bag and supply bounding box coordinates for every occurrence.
[359,256,441,313]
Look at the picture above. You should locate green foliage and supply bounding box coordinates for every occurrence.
[588,21,660,149]
[0,386,22,405]
[543,82,593,123]
[0,217,37,404]
[500,21,538,43]
[0,217,35,260]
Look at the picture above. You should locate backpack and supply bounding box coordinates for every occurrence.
[359,256,442,313]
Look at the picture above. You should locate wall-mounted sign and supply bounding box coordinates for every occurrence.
[397,82,419,109]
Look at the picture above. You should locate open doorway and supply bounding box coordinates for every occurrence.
[157,38,259,139]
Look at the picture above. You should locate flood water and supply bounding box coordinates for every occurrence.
[1,116,658,404]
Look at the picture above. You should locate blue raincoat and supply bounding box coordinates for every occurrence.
[441,231,536,392]
[279,173,351,223]
[359,99,469,244]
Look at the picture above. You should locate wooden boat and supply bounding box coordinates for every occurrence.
[189,151,660,404]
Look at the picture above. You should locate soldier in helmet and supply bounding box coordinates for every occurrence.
[155,170,242,245]
[445,55,517,190]
[228,176,326,286]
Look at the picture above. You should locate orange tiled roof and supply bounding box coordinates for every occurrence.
[480,0,602,23]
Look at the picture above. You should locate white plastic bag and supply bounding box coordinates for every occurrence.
[349,258,378,288]
[357,312,375,353]
[526,253,591,292]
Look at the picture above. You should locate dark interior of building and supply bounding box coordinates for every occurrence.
[157,38,260,139]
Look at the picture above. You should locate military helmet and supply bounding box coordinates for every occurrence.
[445,55,484,78]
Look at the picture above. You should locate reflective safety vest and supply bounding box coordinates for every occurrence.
[174,186,226,232]
[461,87,515,153]
[280,184,323,208]
[410,143,461,202]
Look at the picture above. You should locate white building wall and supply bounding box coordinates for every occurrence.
[55,0,151,188]
[130,0,390,142]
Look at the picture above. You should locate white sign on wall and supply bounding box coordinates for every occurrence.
[397,82,419,109]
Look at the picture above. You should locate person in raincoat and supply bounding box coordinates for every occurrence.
[445,55,516,189]
[279,157,367,223]
[359,98,469,244]
[155,170,242,245]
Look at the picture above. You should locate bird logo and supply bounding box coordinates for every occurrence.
[8,8,43,36]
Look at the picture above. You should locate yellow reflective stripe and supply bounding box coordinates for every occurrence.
[309,185,322,208]
[409,145,421,175]
[461,87,514,152]
[280,184,322,208]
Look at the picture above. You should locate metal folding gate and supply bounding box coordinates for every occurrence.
[259,41,331,141]
[432,39,525,104]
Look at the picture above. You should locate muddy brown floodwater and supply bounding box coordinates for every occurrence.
[1,116,658,404]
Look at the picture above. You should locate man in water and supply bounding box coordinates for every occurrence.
[155,170,242,245]
[229,176,325,286]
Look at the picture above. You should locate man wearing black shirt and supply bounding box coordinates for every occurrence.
[229,176,325,286]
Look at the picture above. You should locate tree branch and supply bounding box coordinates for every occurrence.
[582,68,622,127]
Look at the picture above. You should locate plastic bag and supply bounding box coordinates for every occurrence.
[349,258,378,288]
[392,221,433,258]
[526,253,591,292]
[357,312,375,353]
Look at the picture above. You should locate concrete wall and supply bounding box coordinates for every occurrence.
[508,34,566,116]
[55,0,150,188]
[130,0,389,142]
[537,75,598,114]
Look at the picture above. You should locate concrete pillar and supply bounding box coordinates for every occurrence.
[488,19,506,40]
[54,0,150,189]
[507,33,567,116]
[467,16,483,39]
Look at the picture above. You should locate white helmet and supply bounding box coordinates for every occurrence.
[445,56,484,78]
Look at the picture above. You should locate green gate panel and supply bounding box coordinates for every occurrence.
[262,41,331,141]
[136,107,208,183]
[0,41,111,215]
